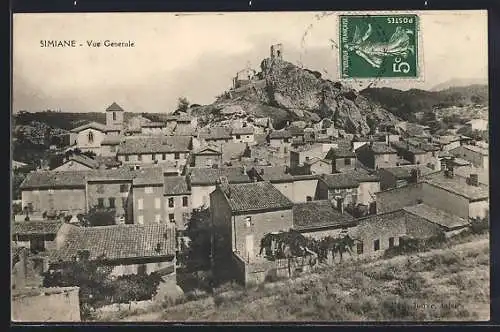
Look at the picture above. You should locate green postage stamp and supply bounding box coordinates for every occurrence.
[339,14,419,79]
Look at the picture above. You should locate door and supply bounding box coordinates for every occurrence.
[245,235,254,262]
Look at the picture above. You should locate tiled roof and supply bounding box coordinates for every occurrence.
[424,172,489,201]
[342,169,380,182]
[391,141,426,154]
[369,142,397,154]
[403,203,470,230]
[52,224,176,262]
[188,166,251,186]
[379,165,436,179]
[164,176,190,195]
[320,173,359,189]
[176,113,193,123]
[288,127,305,136]
[20,171,89,189]
[252,166,294,183]
[69,155,100,169]
[21,167,164,189]
[141,122,165,128]
[106,102,125,112]
[269,130,292,139]
[232,126,254,135]
[199,127,232,140]
[70,121,106,133]
[219,181,293,214]
[454,167,489,185]
[193,146,222,155]
[293,200,356,231]
[174,126,197,136]
[221,142,247,161]
[132,167,164,186]
[455,144,489,156]
[304,157,331,166]
[436,135,461,145]
[13,221,64,236]
[325,147,356,159]
[101,136,122,145]
[117,136,191,155]
[95,156,122,168]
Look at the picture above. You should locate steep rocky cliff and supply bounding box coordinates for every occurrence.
[191,58,398,134]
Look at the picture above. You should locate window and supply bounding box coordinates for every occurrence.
[138,154,142,161]
[30,237,45,253]
[374,239,380,251]
[145,187,153,194]
[245,216,252,227]
[120,184,128,193]
[125,155,129,162]
[357,242,364,255]
[168,197,174,208]
[284,147,288,154]
[306,196,312,202]
[174,152,180,160]
[88,131,94,143]
[155,198,161,209]
[236,134,241,139]
[97,198,104,208]
[109,197,115,208]
[110,146,116,152]
[137,215,144,224]
[162,153,166,160]
[112,112,116,121]
[344,158,352,166]
[284,138,289,143]
[137,198,143,210]
[152,154,156,161]
[169,213,175,222]
[155,214,161,223]
[182,196,188,207]
[389,237,395,249]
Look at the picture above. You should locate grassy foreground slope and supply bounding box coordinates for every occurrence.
[108,235,490,322]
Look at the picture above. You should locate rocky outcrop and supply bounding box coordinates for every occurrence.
[192,58,398,134]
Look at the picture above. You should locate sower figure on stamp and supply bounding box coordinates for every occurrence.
[347,23,415,69]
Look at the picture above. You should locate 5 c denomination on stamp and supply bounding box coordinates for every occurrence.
[340,14,419,79]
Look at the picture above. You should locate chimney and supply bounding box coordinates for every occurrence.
[469,173,479,186]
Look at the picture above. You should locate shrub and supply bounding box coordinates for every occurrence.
[112,272,163,303]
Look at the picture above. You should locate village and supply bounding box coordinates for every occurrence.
[11,45,490,322]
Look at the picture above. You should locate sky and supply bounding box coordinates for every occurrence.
[12,10,488,113]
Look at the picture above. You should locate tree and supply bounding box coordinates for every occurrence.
[177,97,190,113]
[84,207,116,226]
[184,208,212,270]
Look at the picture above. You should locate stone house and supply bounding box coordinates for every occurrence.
[343,169,381,209]
[100,136,121,157]
[325,147,357,172]
[69,122,107,155]
[315,173,360,210]
[198,127,232,147]
[53,155,100,172]
[12,221,64,253]
[449,144,489,169]
[377,165,436,191]
[190,146,223,168]
[355,142,398,170]
[117,136,191,168]
[187,166,252,209]
[268,130,292,156]
[50,223,176,277]
[231,126,255,144]
[465,119,488,131]
[376,170,489,220]
[210,181,294,265]
[141,122,167,135]
[131,168,166,225]
[304,158,332,175]
[163,176,191,231]
[434,135,461,151]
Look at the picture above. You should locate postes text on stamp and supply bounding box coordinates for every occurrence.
[340,14,419,79]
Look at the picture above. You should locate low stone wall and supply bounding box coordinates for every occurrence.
[12,287,81,322]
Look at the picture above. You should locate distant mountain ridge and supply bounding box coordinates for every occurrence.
[360,84,488,121]
[431,78,488,91]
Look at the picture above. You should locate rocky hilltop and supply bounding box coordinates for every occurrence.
[190,58,398,135]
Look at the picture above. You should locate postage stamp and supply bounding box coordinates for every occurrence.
[339,14,419,79]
